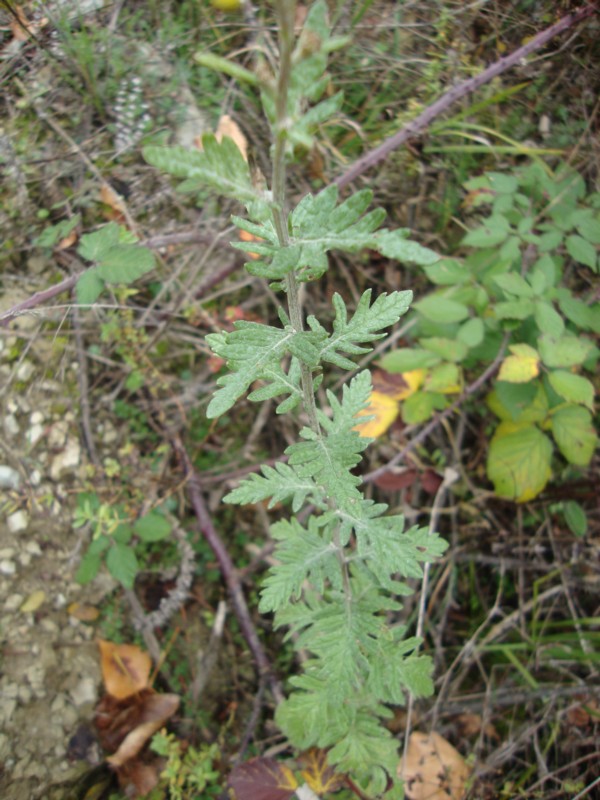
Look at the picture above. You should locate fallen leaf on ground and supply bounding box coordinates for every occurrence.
[106,693,180,767]
[299,749,346,795]
[68,602,100,622]
[229,757,298,800]
[398,731,471,800]
[20,590,46,613]
[98,639,152,699]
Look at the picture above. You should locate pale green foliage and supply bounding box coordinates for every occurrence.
[232,186,438,283]
[144,2,447,794]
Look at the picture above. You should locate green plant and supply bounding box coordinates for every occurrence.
[143,3,447,796]
[379,161,599,504]
[149,730,221,800]
[74,491,174,588]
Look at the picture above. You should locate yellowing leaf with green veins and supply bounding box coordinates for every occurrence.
[498,344,540,383]
[487,421,552,502]
[354,391,399,438]
[424,362,462,394]
[551,406,597,466]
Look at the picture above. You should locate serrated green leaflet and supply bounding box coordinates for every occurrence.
[143,135,257,204]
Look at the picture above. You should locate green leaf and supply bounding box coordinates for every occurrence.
[462,215,510,247]
[497,344,540,383]
[36,214,81,249]
[414,295,470,324]
[565,234,598,270]
[374,230,439,265]
[106,543,139,589]
[77,222,121,262]
[419,337,468,362]
[286,372,372,504]
[457,317,484,347]
[206,323,300,418]
[538,335,594,368]
[563,501,588,538]
[548,371,594,410]
[423,258,469,285]
[259,518,342,613]
[533,301,564,337]
[573,211,600,245]
[557,292,600,334]
[75,552,101,584]
[487,422,553,502]
[133,512,171,542]
[225,462,326,513]
[76,269,105,305]
[401,391,446,424]
[424,362,461,393]
[143,135,257,204]
[551,406,597,466]
[494,299,534,320]
[312,290,412,370]
[379,348,441,373]
[493,272,534,298]
[486,381,548,424]
[97,245,156,284]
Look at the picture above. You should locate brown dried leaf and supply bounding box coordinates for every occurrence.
[215,114,248,162]
[229,757,298,800]
[106,694,180,767]
[399,732,471,800]
[98,639,152,700]
[299,749,346,795]
[100,183,127,223]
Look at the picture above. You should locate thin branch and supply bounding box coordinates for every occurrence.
[335,5,599,189]
[172,435,284,705]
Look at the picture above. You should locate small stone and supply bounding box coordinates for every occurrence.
[27,423,44,447]
[17,685,33,704]
[18,552,32,567]
[0,465,20,490]
[69,677,98,707]
[30,411,44,425]
[7,510,28,533]
[24,541,42,557]
[48,420,69,449]
[4,593,24,611]
[29,469,42,486]
[0,548,15,559]
[0,560,16,576]
[16,361,35,382]
[50,438,81,480]
[3,414,19,437]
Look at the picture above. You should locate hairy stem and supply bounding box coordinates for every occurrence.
[271,0,321,435]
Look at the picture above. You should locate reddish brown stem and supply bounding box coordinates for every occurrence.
[172,437,284,705]
[335,4,598,189]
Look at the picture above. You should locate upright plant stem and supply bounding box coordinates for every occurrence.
[271,0,320,435]
[271,1,349,595]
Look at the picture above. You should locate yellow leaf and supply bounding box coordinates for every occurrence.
[498,344,540,383]
[398,731,471,800]
[21,590,46,613]
[210,0,243,11]
[371,368,425,400]
[354,391,399,438]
